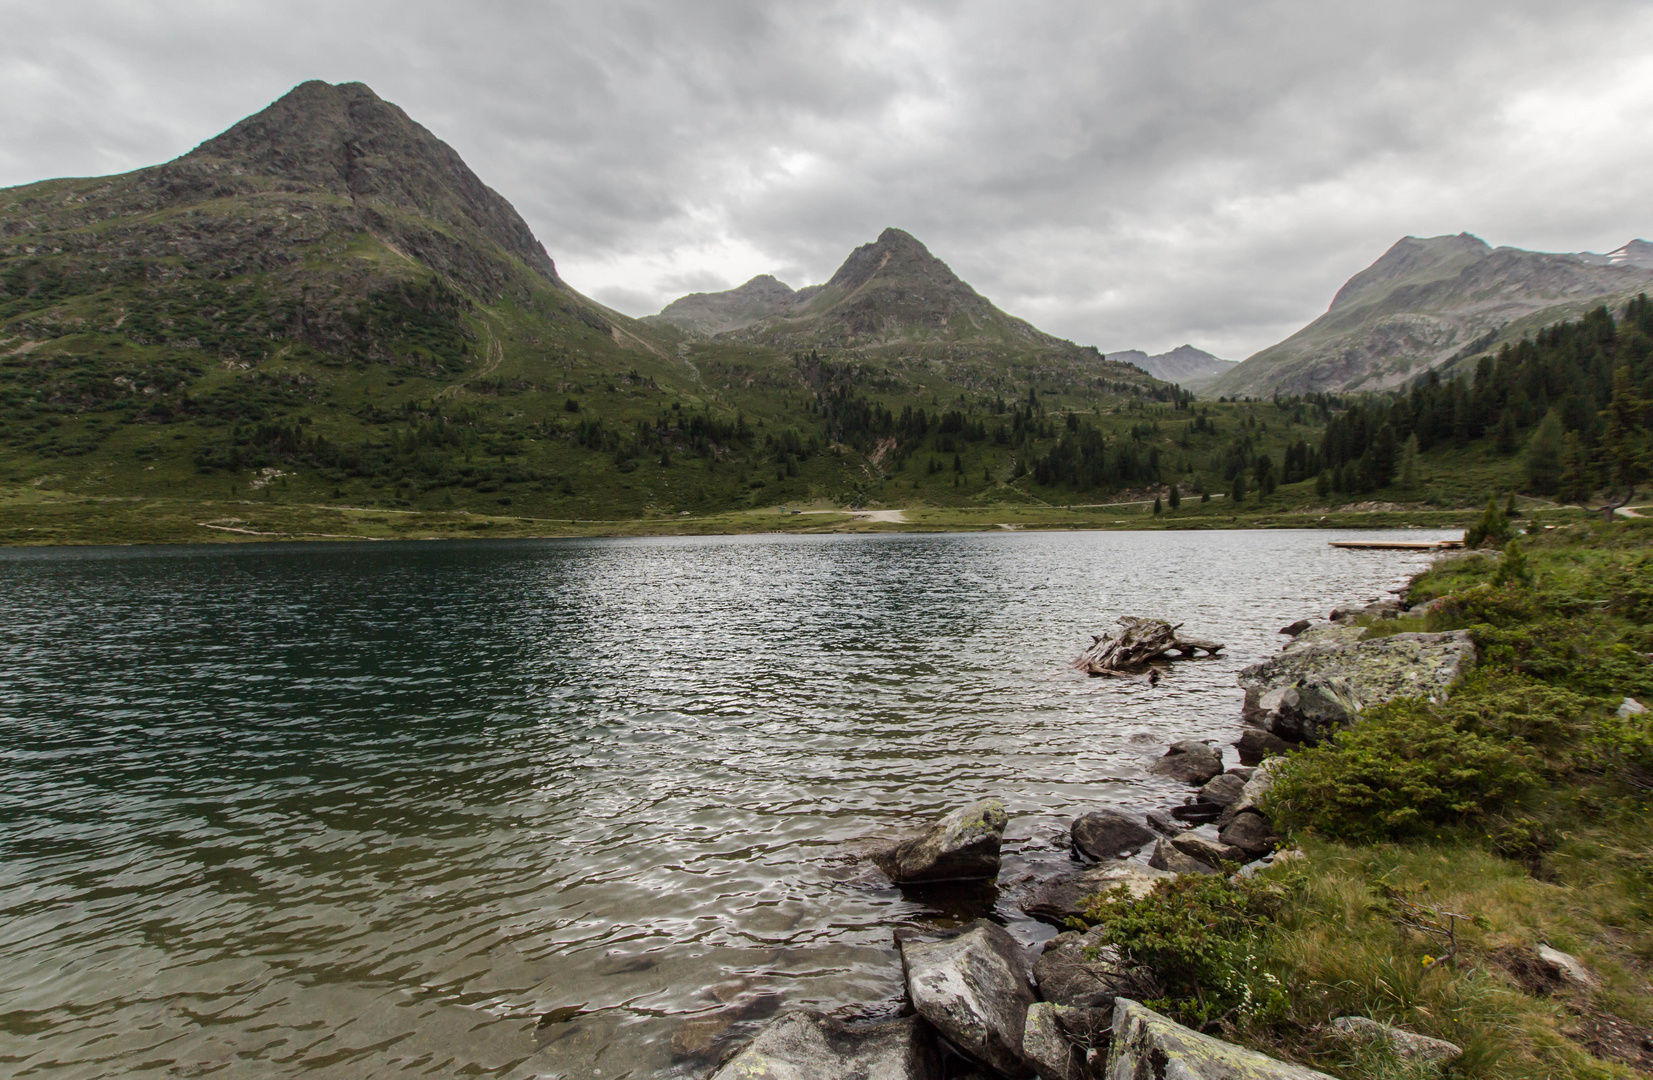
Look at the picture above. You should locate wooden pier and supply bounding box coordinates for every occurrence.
[1328,538,1464,551]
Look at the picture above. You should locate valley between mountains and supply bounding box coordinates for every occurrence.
[2,80,1648,544]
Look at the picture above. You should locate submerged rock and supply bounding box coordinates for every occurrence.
[872,798,1008,884]
[1032,926,1157,1009]
[1149,741,1225,785]
[1107,998,1336,1079]
[1330,1016,1461,1064]
[899,919,1035,1077]
[1071,809,1156,860]
[1019,863,1171,926]
[709,1011,939,1079]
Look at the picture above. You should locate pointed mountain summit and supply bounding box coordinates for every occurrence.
[163,80,558,285]
[1111,344,1236,390]
[1207,233,1653,397]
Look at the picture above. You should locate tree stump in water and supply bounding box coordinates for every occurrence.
[1072,616,1224,677]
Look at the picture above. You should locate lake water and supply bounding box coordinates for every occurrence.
[0,529,1453,1078]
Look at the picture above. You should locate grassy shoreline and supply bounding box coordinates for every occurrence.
[2,481,1605,547]
[1078,520,1653,1078]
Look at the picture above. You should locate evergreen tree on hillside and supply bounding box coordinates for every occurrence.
[1524,411,1564,494]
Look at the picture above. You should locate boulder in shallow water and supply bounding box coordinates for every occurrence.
[899,919,1034,1077]
[1234,727,1296,765]
[1019,863,1171,926]
[1107,998,1336,1079]
[872,798,1007,884]
[1071,809,1156,860]
[1329,1016,1461,1064]
[708,1011,939,1080]
[1148,838,1218,875]
[1197,772,1247,807]
[1032,926,1157,1009]
[1149,741,1224,785]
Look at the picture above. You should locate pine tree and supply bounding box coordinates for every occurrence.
[1557,432,1592,506]
[1596,363,1648,518]
[1169,484,1181,510]
[1153,495,1163,515]
[1523,411,1564,494]
[1399,434,1420,490]
[1230,472,1246,504]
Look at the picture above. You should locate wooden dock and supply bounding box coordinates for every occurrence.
[1328,538,1464,551]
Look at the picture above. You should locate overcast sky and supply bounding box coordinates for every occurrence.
[5,1,1652,359]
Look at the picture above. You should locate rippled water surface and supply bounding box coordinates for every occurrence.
[0,529,1454,1078]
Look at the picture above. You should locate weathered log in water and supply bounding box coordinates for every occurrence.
[1071,616,1223,677]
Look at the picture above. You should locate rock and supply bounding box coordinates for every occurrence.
[1071,810,1156,860]
[1279,618,1312,637]
[1149,838,1219,874]
[1019,863,1172,926]
[1169,801,1223,824]
[1172,834,1247,867]
[1407,596,1447,618]
[1281,622,1367,654]
[1329,1016,1462,1064]
[1149,741,1224,785]
[1234,727,1296,764]
[1222,758,1283,822]
[1537,944,1598,987]
[1219,811,1280,859]
[1033,926,1158,1009]
[1197,772,1247,807]
[872,798,1008,884]
[1240,631,1477,743]
[1227,766,1256,781]
[1107,998,1336,1079]
[899,919,1035,1077]
[1145,810,1183,836]
[709,1011,940,1080]
[1021,1002,1111,1080]
[1619,697,1648,718]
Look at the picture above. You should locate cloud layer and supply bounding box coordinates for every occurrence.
[5,0,1652,358]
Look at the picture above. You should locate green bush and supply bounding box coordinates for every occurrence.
[1263,700,1538,842]
[1081,873,1292,1029]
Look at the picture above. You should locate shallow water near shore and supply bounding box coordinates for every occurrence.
[0,529,1453,1078]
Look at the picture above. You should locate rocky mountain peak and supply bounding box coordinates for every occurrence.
[1328,233,1492,312]
[166,80,558,283]
[820,227,973,297]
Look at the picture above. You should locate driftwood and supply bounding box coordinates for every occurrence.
[1071,616,1224,677]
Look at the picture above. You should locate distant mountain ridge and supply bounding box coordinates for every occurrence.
[1108,344,1236,390]
[1206,233,1653,397]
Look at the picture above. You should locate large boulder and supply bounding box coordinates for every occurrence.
[708,1011,939,1080]
[1019,863,1171,926]
[1149,741,1225,785]
[1107,998,1336,1079]
[1172,833,1247,867]
[1021,1002,1110,1080]
[899,919,1035,1077]
[1234,727,1295,765]
[1071,810,1156,860]
[1281,622,1366,654]
[1240,631,1477,745]
[1032,926,1157,1009]
[1196,772,1247,808]
[1218,759,1283,826]
[872,799,1008,884]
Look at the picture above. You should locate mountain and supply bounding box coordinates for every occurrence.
[0,82,1175,537]
[648,228,1155,392]
[1205,233,1653,398]
[1109,345,1236,390]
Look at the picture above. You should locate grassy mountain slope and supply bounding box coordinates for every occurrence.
[1209,234,1653,398]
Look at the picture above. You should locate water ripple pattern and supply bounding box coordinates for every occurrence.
[0,529,1453,1078]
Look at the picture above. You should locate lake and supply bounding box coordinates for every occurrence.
[0,529,1453,1078]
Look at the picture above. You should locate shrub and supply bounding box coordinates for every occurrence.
[1081,873,1292,1029]
[1465,495,1513,549]
[1263,700,1538,842]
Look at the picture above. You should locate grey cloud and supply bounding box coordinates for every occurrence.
[4,0,1650,359]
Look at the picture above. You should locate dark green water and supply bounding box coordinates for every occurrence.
[0,530,1450,1078]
